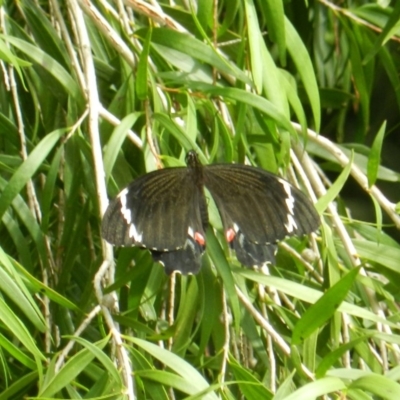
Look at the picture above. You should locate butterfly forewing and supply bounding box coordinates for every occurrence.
[102,167,207,252]
[203,163,319,245]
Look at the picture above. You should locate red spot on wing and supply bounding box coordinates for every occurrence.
[194,232,206,246]
[226,228,236,243]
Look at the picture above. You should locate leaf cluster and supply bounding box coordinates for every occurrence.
[0,1,400,399]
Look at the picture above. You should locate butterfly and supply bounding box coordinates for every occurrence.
[102,151,319,274]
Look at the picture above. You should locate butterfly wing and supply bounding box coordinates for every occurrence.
[204,164,319,266]
[151,236,204,275]
[102,167,208,274]
[231,231,278,266]
[150,188,208,274]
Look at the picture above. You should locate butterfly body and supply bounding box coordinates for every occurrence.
[102,151,319,274]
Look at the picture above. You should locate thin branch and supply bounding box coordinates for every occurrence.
[257,282,277,392]
[69,1,135,398]
[55,305,102,372]
[235,286,314,380]
[99,105,143,149]
[219,288,230,388]
[292,123,400,229]
[124,0,187,32]
[319,0,400,44]
[78,0,136,69]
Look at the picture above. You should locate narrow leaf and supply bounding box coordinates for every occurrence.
[285,17,320,130]
[282,377,347,400]
[315,151,354,214]
[363,1,400,64]
[292,267,360,345]
[188,84,296,136]
[352,239,400,273]
[6,36,81,100]
[262,0,286,64]
[367,120,386,187]
[316,335,372,378]
[136,28,152,101]
[128,338,219,400]
[103,113,141,180]
[0,129,65,219]
[350,374,400,399]
[244,0,263,92]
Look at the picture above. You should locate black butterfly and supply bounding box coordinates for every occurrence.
[102,151,319,275]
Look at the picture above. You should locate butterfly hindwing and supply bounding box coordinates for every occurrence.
[151,236,204,275]
[230,229,278,266]
[150,187,208,274]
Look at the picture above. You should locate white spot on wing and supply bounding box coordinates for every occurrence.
[119,188,132,224]
[278,178,298,233]
[119,188,143,242]
[129,223,142,242]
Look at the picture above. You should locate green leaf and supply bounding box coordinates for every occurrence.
[367,120,386,187]
[350,373,400,399]
[258,43,289,117]
[206,230,241,333]
[187,84,296,136]
[315,151,354,214]
[0,332,36,370]
[0,297,45,362]
[0,371,38,400]
[137,370,208,397]
[229,357,273,399]
[363,1,400,64]
[379,46,400,113]
[280,377,347,400]
[154,113,202,154]
[316,335,372,378]
[0,129,65,219]
[0,36,31,86]
[238,269,392,327]
[39,337,109,397]
[0,247,45,331]
[285,17,320,130]
[5,36,81,100]
[128,338,219,400]
[171,278,199,355]
[40,145,63,233]
[306,141,400,182]
[136,28,152,101]
[244,0,263,92]
[261,0,286,65]
[103,113,141,180]
[68,336,123,387]
[292,268,360,345]
[369,193,383,239]
[352,239,400,273]
[340,19,370,136]
[140,28,252,86]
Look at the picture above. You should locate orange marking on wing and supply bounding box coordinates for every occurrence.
[225,228,236,243]
[194,232,206,246]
